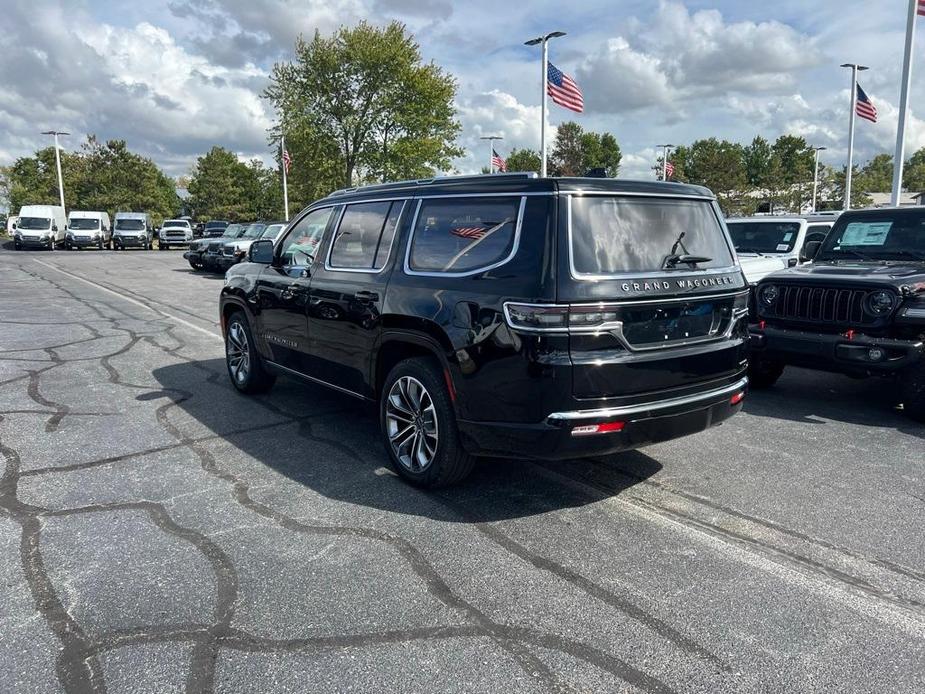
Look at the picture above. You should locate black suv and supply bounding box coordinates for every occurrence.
[219,174,750,486]
[749,206,925,421]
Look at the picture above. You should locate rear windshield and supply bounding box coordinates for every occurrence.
[726,221,801,254]
[205,221,228,230]
[817,212,925,261]
[570,196,734,276]
[116,219,145,230]
[18,217,51,229]
[69,218,100,230]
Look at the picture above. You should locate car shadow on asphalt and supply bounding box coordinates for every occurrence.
[151,359,663,522]
[171,268,226,280]
[741,367,925,440]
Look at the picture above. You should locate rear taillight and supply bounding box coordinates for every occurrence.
[503,303,620,333]
[571,421,625,436]
[730,391,745,405]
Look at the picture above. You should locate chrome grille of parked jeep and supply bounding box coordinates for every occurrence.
[765,285,876,325]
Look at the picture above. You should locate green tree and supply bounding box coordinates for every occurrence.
[857,153,893,193]
[7,146,84,212]
[550,122,621,177]
[264,21,462,197]
[742,136,772,187]
[903,147,925,191]
[832,166,874,208]
[672,138,748,214]
[188,146,255,221]
[505,148,542,173]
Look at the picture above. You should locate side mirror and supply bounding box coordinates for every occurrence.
[801,240,822,263]
[249,239,274,264]
[52,224,58,231]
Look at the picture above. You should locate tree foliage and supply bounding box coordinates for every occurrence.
[6,136,177,224]
[505,148,542,173]
[550,122,621,177]
[264,21,462,203]
[187,147,282,221]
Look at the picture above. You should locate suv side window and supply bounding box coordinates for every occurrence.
[278,207,335,267]
[328,200,404,271]
[407,197,522,275]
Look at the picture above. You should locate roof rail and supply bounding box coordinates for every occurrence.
[326,171,539,198]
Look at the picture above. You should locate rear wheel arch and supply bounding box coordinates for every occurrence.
[374,330,456,401]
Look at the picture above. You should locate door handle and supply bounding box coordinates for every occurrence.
[281,284,300,300]
[354,290,379,303]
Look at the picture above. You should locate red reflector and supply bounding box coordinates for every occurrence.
[758,320,766,330]
[730,391,745,405]
[844,329,855,340]
[571,421,625,436]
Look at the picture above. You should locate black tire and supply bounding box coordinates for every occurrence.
[380,357,475,488]
[224,311,275,394]
[14,241,21,250]
[748,357,784,389]
[98,237,104,250]
[901,363,925,423]
[188,260,202,271]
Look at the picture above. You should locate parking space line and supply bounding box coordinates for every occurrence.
[33,259,222,342]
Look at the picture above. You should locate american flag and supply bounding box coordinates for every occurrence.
[918,0,925,16]
[665,161,675,179]
[547,62,584,113]
[491,149,506,172]
[282,148,292,174]
[855,84,878,123]
[451,226,487,240]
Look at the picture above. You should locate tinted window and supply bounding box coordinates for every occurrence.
[726,221,802,254]
[115,219,145,230]
[329,201,403,270]
[279,208,335,266]
[409,197,520,273]
[68,218,100,230]
[570,197,733,275]
[18,217,51,230]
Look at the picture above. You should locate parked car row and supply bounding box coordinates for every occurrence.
[185,220,286,273]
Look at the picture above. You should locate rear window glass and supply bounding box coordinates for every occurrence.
[408,197,521,274]
[570,197,733,275]
[329,201,403,270]
[726,221,801,254]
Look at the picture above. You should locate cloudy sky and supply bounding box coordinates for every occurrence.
[3,0,925,181]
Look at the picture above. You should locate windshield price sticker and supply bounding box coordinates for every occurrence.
[783,232,794,242]
[840,222,892,247]
[776,243,789,251]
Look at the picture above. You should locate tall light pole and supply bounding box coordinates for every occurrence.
[840,63,867,210]
[892,0,918,206]
[40,130,69,214]
[480,135,503,173]
[524,30,566,178]
[811,146,827,213]
[656,144,674,181]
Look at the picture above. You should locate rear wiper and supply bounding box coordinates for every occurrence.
[663,253,713,269]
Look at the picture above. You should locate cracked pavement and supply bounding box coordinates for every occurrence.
[0,246,923,693]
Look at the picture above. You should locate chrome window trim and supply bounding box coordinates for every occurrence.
[546,376,748,423]
[566,194,740,281]
[414,191,553,199]
[324,200,409,274]
[404,195,527,278]
[566,190,715,201]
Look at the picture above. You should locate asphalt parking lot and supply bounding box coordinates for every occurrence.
[0,245,923,693]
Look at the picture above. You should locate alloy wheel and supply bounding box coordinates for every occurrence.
[226,321,250,385]
[385,376,439,472]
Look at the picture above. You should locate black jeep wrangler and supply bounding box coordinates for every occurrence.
[749,206,925,421]
[219,174,750,487]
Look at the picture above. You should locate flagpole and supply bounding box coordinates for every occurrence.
[841,63,867,210]
[892,0,918,207]
[657,144,673,181]
[480,135,502,174]
[281,134,289,222]
[540,39,549,177]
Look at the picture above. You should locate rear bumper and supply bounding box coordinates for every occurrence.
[457,376,747,460]
[750,325,923,373]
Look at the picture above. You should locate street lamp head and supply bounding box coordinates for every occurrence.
[814,146,827,151]
[840,63,869,71]
[546,31,566,39]
[524,37,543,46]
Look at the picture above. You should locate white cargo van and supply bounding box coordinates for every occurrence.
[113,212,153,250]
[66,211,112,250]
[6,216,18,235]
[13,205,67,250]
